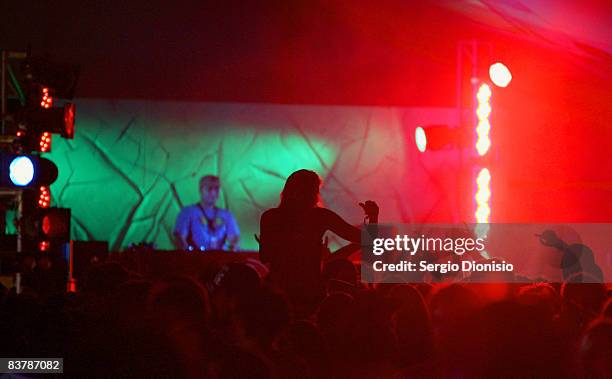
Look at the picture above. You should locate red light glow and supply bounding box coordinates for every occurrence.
[41,87,53,109]
[42,215,51,235]
[475,84,491,156]
[39,132,52,152]
[39,241,50,252]
[474,84,492,236]
[63,103,75,139]
[39,186,51,208]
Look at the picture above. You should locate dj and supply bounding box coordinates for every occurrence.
[173,175,240,251]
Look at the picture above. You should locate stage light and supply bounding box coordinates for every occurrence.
[15,102,76,140]
[13,130,53,153]
[489,62,512,88]
[414,124,464,151]
[475,167,491,223]
[63,103,75,139]
[39,240,50,252]
[415,126,427,152]
[39,132,52,152]
[475,120,491,156]
[9,156,35,186]
[475,84,492,156]
[40,208,71,241]
[40,87,53,109]
[1,154,58,188]
[39,186,51,208]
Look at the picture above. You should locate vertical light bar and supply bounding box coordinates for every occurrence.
[475,84,491,156]
[475,83,491,241]
[475,168,491,223]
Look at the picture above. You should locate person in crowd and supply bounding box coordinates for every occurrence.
[174,175,240,251]
[258,169,378,311]
[580,318,612,379]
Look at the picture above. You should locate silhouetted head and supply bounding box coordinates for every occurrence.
[322,258,357,285]
[211,262,261,296]
[430,284,481,327]
[561,273,607,317]
[147,275,210,326]
[517,282,561,321]
[280,169,322,210]
[235,286,290,348]
[388,285,434,367]
[316,292,354,335]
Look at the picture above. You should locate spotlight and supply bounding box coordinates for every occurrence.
[40,207,71,241]
[9,156,35,186]
[1,154,58,188]
[489,62,512,88]
[414,124,467,152]
[16,103,76,139]
[415,126,427,152]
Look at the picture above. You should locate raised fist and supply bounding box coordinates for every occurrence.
[359,200,379,222]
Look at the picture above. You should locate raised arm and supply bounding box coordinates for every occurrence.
[322,208,362,243]
[322,200,379,243]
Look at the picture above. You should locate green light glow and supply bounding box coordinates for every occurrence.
[47,101,337,251]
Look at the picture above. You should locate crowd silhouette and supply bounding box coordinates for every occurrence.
[0,169,610,378]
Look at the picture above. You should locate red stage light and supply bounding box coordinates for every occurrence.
[475,83,492,156]
[39,240,50,251]
[42,214,52,235]
[474,167,491,239]
[39,186,51,208]
[63,103,75,139]
[415,126,427,152]
[489,62,512,88]
[39,208,71,241]
[474,84,492,237]
[475,168,491,222]
[39,132,52,152]
[40,87,53,109]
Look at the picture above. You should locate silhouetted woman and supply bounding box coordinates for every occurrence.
[259,169,378,310]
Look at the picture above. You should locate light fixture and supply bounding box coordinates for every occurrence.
[9,156,35,186]
[489,62,512,88]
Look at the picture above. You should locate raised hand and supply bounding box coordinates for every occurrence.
[359,200,379,223]
[537,230,566,250]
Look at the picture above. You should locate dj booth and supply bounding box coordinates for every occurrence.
[109,250,262,280]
